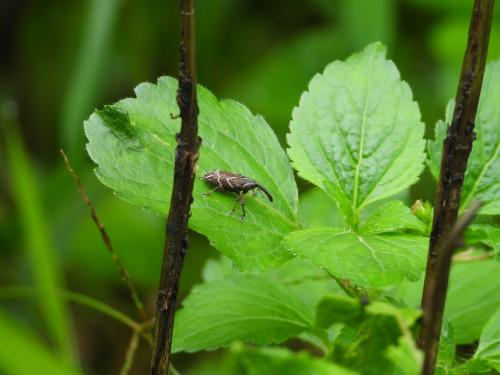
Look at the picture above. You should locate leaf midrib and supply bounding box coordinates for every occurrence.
[352,53,375,221]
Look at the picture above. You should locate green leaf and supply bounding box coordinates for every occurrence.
[436,319,456,374]
[358,201,425,235]
[201,256,235,283]
[85,76,299,272]
[201,256,342,312]
[238,347,358,375]
[393,259,500,344]
[317,296,422,375]
[428,60,500,214]
[299,187,346,228]
[473,307,500,371]
[365,302,421,328]
[465,223,500,257]
[335,302,422,374]
[329,299,421,375]
[446,259,500,344]
[333,311,401,374]
[315,294,363,328]
[287,42,425,224]
[283,228,428,287]
[0,310,83,375]
[266,258,344,311]
[172,274,313,352]
[385,337,423,375]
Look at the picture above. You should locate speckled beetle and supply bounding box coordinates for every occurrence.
[201,170,273,221]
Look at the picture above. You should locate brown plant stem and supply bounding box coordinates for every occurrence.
[150,0,201,373]
[60,150,146,319]
[418,1,494,374]
[420,202,481,373]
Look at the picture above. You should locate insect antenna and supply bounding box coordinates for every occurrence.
[255,184,273,202]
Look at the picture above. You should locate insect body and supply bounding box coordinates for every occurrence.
[201,170,273,221]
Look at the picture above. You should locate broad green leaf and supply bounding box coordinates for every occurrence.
[465,223,500,258]
[428,60,500,214]
[287,42,425,224]
[366,302,421,328]
[315,294,363,328]
[283,228,428,287]
[299,187,346,228]
[172,274,313,352]
[202,256,342,311]
[319,296,421,375]
[436,319,456,374]
[238,347,358,375]
[359,201,425,235]
[0,310,83,375]
[454,359,491,375]
[202,256,235,283]
[446,260,500,343]
[385,337,422,375]
[85,77,299,272]
[266,258,343,311]
[395,259,500,344]
[333,311,402,374]
[474,307,500,371]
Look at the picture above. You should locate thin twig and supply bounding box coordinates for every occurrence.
[120,331,140,375]
[418,1,494,374]
[150,0,201,373]
[0,285,153,346]
[452,249,493,262]
[60,150,146,319]
[169,365,181,375]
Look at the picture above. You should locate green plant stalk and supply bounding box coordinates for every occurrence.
[120,331,140,375]
[5,127,76,363]
[0,286,137,330]
[419,1,495,374]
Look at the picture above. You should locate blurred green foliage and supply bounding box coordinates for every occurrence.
[1,0,499,374]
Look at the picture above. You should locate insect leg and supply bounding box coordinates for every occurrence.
[202,185,220,197]
[227,194,240,216]
[240,192,246,222]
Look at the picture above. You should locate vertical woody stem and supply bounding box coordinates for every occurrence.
[150,0,200,374]
[418,1,494,374]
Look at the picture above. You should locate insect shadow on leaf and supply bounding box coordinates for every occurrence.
[201,170,273,222]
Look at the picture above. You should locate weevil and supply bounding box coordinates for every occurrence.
[201,170,273,221]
